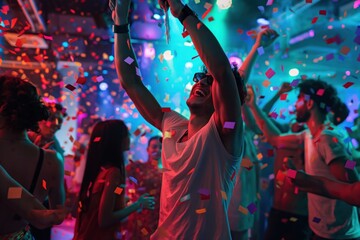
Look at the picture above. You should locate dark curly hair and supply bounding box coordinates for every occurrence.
[330,98,349,126]
[297,79,338,115]
[0,75,49,132]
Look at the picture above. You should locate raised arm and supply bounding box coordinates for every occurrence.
[246,84,303,149]
[239,29,278,84]
[160,0,243,155]
[112,0,163,130]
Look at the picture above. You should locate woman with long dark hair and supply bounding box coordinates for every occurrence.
[73,120,155,239]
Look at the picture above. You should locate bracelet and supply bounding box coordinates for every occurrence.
[178,5,197,24]
[112,24,129,34]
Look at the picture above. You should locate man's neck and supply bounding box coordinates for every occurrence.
[307,113,327,138]
[187,114,211,139]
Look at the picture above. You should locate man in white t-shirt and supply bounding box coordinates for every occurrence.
[111,0,257,238]
[247,79,360,239]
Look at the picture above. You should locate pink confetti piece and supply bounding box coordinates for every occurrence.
[316,89,325,96]
[124,56,134,65]
[287,169,297,179]
[265,68,276,79]
[223,121,236,129]
[43,35,53,41]
[96,76,104,82]
[93,137,101,142]
[266,0,274,6]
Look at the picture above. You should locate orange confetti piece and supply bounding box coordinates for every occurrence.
[42,179,47,190]
[238,205,249,215]
[262,80,271,87]
[7,187,22,199]
[195,208,207,214]
[221,191,227,200]
[114,187,123,195]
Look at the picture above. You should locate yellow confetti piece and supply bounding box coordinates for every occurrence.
[238,205,249,215]
[114,187,123,195]
[290,217,298,222]
[221,191,227,200]
[164,131,172,139]
[7,187,22,199]
[196,208,207,214]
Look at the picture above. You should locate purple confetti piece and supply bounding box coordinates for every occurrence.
[313,217,321,223]
[198,188,210,196]
[345,160,356,170]
[247,203,257,214]
[258,6,265,13]
[266,0,274,6]
[290,79,300,87]
[129,176,138,184]
[224,121,236,129]
[326,53,334,61]
[257,46,265,56]
[124,56,134,65]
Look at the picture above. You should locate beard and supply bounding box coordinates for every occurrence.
[296,109,310,123]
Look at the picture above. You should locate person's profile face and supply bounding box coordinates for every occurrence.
[295,94,311,123]
[39,111,64,138]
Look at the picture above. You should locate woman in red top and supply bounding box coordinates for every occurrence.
[73,120,155,240]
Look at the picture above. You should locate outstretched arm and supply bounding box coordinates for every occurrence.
[239,28,278,84]
[112,0,164,130]
[0,165,66,229]
[289,169,360,207]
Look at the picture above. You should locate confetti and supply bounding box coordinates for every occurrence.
[280,94,288,100]
[224,121,236,129]
[238,205,249,215]
[42,180,47,190]
[196,208,207,214]
[76,77,86,85]
[290,79,300,87]
[182,31,189,38]
[43,35,53,41]
[257,46,265,56]
[340,46,350,55]
[241,158,254,169]
[266,0,274,6]
[311,17,318,24]
[94,137,101,142]
[129,176,138,184]
[343,82,354,88]
[65,84,76,91]
[345,160,356,170]
[208,17,214,22]
[247,203,257,214]
[290,217,298,222]
[313,217,321,223]
[141,228,149,236]
[124,57,134,65]
[180,194,191,202]
[221,191,227,200]
[201,6,212,19]
[114,187,123,195]
[316,89,325,96]
[319,10,327,15]
[265,68,276,79]
[7,187,22,199]
[326,53,334,61]
[287,169,297,179]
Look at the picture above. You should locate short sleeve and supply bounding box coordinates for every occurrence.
[317,133,348,165]
[161,111,188,132]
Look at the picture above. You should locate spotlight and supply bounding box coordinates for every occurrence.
[153,13,161,20]
[185,62,193,69]
[228,56,243,67]
[99,82,108,91]
[217,0,232,9]
[289,68,299,77]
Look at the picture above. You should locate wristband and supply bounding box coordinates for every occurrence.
[178,5,197,24]
[112,24,129,34]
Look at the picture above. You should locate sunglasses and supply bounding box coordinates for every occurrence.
[193,72,213,85]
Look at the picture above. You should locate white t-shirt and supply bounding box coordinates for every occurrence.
[151,111,243,240]
[304,127,360,239]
